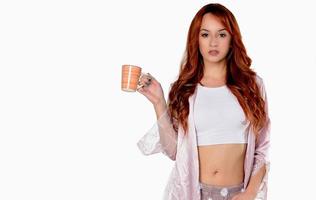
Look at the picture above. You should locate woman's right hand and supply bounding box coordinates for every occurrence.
[137,73,166,106]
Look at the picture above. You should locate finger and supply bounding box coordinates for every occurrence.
[147,76,152,83]
[139,76,151,86]
[139,78,152,88]
[147,74,158,84]
[148,75,159,86]
[144,80,152,87]
[137,85,150,94]
[136,85,145,93]
[138,75,146,85]
[142,73,155,82]
[147,73,155,80]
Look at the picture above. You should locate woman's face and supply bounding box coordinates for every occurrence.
[198,13,232,64]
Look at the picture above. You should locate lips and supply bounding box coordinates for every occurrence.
[208,50,219,56]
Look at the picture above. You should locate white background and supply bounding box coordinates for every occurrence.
[1,0,316,199]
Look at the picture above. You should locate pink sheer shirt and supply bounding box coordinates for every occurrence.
[137,75,271,200]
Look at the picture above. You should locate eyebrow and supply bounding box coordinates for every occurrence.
[200,28,226,32]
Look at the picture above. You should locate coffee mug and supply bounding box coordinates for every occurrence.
[121,64,148,92]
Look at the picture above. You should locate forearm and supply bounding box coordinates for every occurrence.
[245,164,266,196]
[153,98,167,119]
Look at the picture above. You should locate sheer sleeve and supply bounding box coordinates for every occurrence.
[251,76,271,199]
[137,109,178,161]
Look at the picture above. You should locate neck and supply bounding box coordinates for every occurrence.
[202,60,227,81]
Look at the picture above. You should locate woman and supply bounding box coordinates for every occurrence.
[137,3,271,200]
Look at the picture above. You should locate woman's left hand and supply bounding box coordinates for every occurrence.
[231,191,256,200]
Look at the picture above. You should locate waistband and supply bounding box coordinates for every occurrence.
[199,182,244,197]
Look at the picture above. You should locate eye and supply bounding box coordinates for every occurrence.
[219,33,227,38]
[201,33,208,37]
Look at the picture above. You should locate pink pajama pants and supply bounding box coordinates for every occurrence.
[199,182,244,200]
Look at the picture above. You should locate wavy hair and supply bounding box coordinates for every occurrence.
[167,3,267,139]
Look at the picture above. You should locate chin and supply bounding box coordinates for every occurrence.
[205,57,224,63]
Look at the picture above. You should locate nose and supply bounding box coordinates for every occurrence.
[209,36,218,47]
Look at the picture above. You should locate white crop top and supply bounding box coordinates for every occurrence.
[194,83,249,146]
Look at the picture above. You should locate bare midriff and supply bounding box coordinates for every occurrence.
[198,143,247,187]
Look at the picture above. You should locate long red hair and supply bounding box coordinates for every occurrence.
[167,3,267,139]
